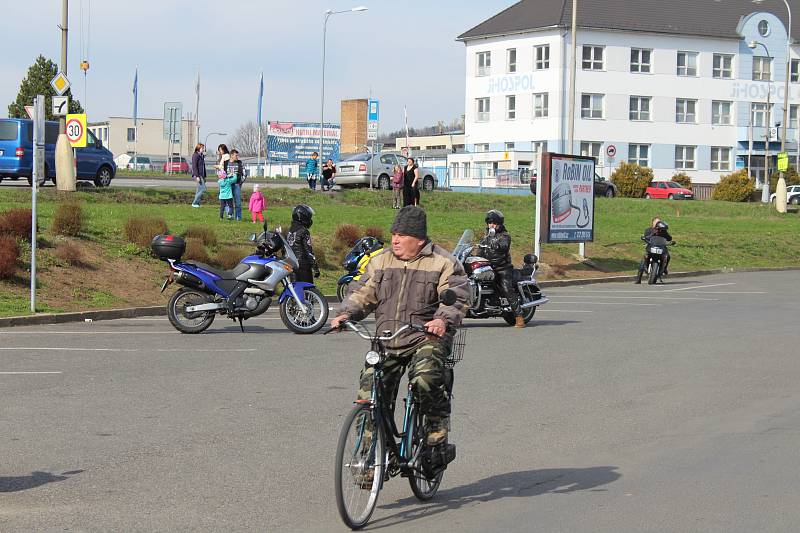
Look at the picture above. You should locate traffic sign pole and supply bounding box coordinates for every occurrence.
[31,95,45,312]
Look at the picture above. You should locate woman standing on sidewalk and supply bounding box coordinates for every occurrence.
[190,143,207,208]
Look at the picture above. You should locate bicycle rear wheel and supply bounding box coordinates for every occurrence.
[407,407,444,500]
[335,405,385,530]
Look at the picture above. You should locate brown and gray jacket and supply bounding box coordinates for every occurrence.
[339,241,469,351]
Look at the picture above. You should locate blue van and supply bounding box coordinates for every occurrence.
[0,118,116,187]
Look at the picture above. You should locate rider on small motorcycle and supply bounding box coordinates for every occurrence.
[637,217,674,282]
[479,210,524,328]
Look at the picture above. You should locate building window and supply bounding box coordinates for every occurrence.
[581,93,604,119]
[713,54,733,79]
[790,104,799,128]
[630,48,652,73]
[474,143,489,152]
[476,51,491,76]
[751,102,770,127]
[535,45,550,70]
[676,99,697,123]
[712,100,732,125]
[533,92,549,118]
[507,48,517,73]
[752,56,771,81]
[792,59,800,82]
[677,51,698,76]
[580,141,602,159]
[582,45,604,70]
[506,95,516,120]
[628,144,650,166]
[476,98,490,122]
[127,128,136,142]
[675,145,696,170]
[532,140,547,153]
[758,20,770,37]
[711,147,732,171]
[505,142,515,151]
[629,96,651,121]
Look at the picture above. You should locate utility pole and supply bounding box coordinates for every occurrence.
[55,0,76,191]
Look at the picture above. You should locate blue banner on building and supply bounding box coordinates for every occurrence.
[267,122,341,173]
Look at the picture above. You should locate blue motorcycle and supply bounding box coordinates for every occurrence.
[152,227,329,334]
[336,236,384,302]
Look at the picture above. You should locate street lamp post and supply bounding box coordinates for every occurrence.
[204,132,227,150]
[750,40,773,203]
[319,6,368,168]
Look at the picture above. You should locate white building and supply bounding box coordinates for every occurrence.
[458,0,800,186]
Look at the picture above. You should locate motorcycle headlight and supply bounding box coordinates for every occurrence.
[365,351,380,365]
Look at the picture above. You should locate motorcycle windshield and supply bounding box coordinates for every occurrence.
[452,229,475,261]
[277,233,300,270]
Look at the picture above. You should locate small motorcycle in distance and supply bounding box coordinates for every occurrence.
[452,229,548,326]
[153,225,329,334]
[636,235,673,285]
[336,236,384,302]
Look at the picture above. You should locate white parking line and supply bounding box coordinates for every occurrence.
[549,301,660,306]
[665,283,736,292]
[551,295,719,301]
[0,347,257,353]
[0,347,138,352]
[0,371,62,375]
[537,309,594,313]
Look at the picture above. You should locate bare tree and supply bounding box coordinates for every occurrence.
[229,121,268,157]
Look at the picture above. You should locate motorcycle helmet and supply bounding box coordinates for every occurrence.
[291,204,315,228]
[359,236,384,254]
[485,209,505,225]
[655,220,669,232]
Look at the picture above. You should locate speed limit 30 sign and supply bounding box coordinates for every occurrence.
[65,113,87,148]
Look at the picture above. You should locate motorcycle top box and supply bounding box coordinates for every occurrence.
[151,234,186,260]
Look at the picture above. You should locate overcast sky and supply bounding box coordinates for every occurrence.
[1,0,510,138]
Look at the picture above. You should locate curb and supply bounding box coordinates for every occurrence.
[1,266,797,328]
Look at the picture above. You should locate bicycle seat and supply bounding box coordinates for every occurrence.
[184,262,250,280]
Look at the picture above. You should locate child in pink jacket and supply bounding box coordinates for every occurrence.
[248,184,266,223]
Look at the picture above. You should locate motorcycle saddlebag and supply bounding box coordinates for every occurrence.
[151,234,186,260]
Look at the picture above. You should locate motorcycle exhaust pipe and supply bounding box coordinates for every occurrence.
[520,297,549,309]
[174,270,206,290]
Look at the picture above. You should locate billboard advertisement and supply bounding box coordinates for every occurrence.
[538,153,595,243]
[266,122,341,166]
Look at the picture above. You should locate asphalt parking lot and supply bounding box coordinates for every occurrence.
[1,271,799,531]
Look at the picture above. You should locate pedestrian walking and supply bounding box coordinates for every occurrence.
[403,157,420,207]
[249,184,266,224]
[191,143,207,207]
[391,164,403,208]
[225,149,245,221]
[217,168,236,220]
[305,152,319,190]
[321,159,336,191]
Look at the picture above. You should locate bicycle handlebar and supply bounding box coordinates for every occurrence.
[323,320,443,341]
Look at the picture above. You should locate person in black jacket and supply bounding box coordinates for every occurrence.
[478,210,524,328]
[638,217,674,281]
[286,204,319,284]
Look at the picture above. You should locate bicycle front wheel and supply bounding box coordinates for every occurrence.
[335,405,385,530]
[407,407,444,500]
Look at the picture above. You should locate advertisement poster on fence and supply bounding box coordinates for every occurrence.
[539,153,595,243]
[266,122,341,168]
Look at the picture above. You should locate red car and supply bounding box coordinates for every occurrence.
[644,181,693,200]
[163,156,190,174]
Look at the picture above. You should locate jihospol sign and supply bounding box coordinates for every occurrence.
[539,153,595,243]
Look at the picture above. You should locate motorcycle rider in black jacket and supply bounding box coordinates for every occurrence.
[287,204,320,284]
[479,210,524,328]
[637,217,673,283]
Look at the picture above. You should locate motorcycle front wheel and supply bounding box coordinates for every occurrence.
[648,262,660,285]
[280,286,329,334]
[167,287,216,334]
[336,281,350,303]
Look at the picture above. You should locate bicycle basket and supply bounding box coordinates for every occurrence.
[445,328,466,368]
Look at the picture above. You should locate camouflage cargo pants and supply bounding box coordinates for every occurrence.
[357,340,452,418]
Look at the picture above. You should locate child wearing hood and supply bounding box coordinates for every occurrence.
[249,184,266,223]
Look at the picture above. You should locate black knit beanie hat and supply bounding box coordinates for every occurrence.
[390,206,427,239]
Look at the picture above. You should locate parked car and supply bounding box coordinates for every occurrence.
[335,152,438,191]
[163,156,190,174]
[0,118,116,187]
[127,155,153,171]
[644,181,694,200]
[770,184,800,205]
[594,173,618,197]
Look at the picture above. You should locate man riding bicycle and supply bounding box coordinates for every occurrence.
[331,206,468,446]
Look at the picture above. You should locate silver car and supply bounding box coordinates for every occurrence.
[334,152,438,191]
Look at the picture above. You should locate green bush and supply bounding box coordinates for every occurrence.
[610,162,653,198]
[671,172,693,191]
[124,216,168,249]
[52,201,85,237]
[712,169,755,202]
[184,225,218,247]
[768,166,800,194]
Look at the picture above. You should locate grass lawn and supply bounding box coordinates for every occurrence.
[1,186,798,316]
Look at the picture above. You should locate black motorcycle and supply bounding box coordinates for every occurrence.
[636,235,672,285]
[452,229,548,326]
